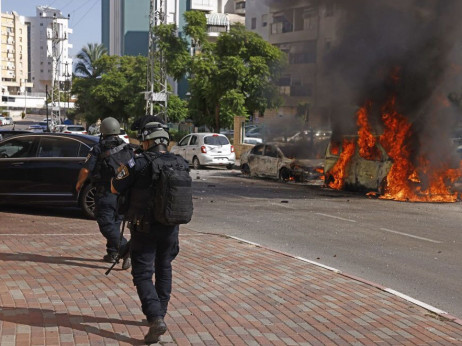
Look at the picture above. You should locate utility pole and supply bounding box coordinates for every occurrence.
[145,0,168,122]
[48,13,69,125]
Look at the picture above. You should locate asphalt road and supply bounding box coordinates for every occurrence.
[187,167,462,319]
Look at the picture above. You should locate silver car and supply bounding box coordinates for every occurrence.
[171,133,236,169]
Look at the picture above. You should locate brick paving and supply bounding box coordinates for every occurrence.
[1,211,462,345]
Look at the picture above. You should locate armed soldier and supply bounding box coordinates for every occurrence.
[76,117,131,269]
[111,122,192,344]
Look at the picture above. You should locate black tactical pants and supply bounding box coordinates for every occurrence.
[130,224,179,321]
[94,189,126,255]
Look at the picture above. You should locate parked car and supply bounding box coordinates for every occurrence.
[171,133,235,169]
[0,130,31,142]
[240,143,323,181]
[0,116,12,125]
[0,117,5,126]
[61,125,87,134]
[27,124,44,133]
[0,133,98,218]
[324,135,393,192]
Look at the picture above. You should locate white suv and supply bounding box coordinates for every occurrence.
[171,133,235,169]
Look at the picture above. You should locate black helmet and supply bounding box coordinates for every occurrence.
[140,122,170,146]
[100,117,120,135]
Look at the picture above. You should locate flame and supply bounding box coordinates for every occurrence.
[377,96,462,202]
[357,102,381,160]
[328,139,355,190]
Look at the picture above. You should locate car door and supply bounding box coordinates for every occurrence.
[260,145,280,178]
[186,135,199,162]
[0,135,38,197]
[247,144,264,176]
[29,136,88,198]
[174,135,191,161]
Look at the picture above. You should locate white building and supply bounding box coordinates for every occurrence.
[25,6,73,95]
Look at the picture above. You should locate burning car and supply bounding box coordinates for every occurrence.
[240,143,323,182]
[324,136,393,192]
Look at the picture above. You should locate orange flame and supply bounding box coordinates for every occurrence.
[357,102,381,160]
[377,96,462,202]
[328,139,355,190]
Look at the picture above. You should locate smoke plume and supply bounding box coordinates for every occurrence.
[321,0,462,164]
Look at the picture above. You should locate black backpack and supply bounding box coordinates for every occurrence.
[144,152,193,226]
[100,142,135,177]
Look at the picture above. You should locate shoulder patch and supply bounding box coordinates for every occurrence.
[116,164,129,180]
[128,157,135,168]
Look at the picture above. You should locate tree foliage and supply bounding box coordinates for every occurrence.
[156,13,286,132]
[74,43,108,78]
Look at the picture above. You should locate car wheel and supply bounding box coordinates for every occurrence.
[226,164,234,170]
[79,183,96,219]
[241,163,250,175]
[279,168,291,182]
[193,156,201,170]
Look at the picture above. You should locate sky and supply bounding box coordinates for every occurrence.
[2,0,101,58]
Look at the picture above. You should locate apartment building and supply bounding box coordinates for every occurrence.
[0,11,32,96]
[25,6,73,95]
[246,0,340,128]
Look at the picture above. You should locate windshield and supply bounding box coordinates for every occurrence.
[204,135,229,145]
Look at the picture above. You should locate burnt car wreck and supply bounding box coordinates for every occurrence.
[240,143,323,182]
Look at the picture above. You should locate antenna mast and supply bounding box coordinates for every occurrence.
[48,13,67,125]
[146,0,168,121]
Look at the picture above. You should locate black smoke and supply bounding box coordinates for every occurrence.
[321,0,462,164]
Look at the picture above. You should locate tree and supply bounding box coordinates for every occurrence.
[74,43,108,78]
[155,13,286,132]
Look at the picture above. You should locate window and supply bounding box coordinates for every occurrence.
[251,17,257,30]
[326,1,334,17]
[179,135,191,146]
[37,137,82,157]
[0,137,35,158]
[251,145,264,155]
[204,135,229,145]
[262,14,268,27]
[190,135,197,145]
[265,146,278,158]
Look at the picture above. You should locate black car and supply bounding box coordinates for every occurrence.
[0,133,99,218]
[0,130,31,141]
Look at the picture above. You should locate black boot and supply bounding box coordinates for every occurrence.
[144,317,167,344]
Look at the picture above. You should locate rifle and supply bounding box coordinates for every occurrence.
[105,221,130,275]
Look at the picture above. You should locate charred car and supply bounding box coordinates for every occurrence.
[324,135,393,192]
[240,143,323,182]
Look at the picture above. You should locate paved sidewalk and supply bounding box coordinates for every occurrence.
[1,211,462,345]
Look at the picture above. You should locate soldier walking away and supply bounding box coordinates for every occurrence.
[75,117,131,270]
[111,122,192,344]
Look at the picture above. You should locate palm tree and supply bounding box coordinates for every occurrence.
[74,43,108,78]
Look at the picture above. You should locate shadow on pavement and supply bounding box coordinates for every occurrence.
[0,252,108,270]
[0,307,145,345]
[0,204,88,220]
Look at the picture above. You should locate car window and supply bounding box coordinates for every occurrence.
[66,126,85,131]
[190,135,197,145]
[0,137,35,158]
[37,137,82,157]
[264,145,278,158]
[179,136,191,146]
[78,143,91,157]
[204,135,229,145]
[251,144,264,155]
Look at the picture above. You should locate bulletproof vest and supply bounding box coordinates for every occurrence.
[93,136,125,184]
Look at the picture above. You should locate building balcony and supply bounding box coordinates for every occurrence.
[234,0,246,14]
[190,0,217,12]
